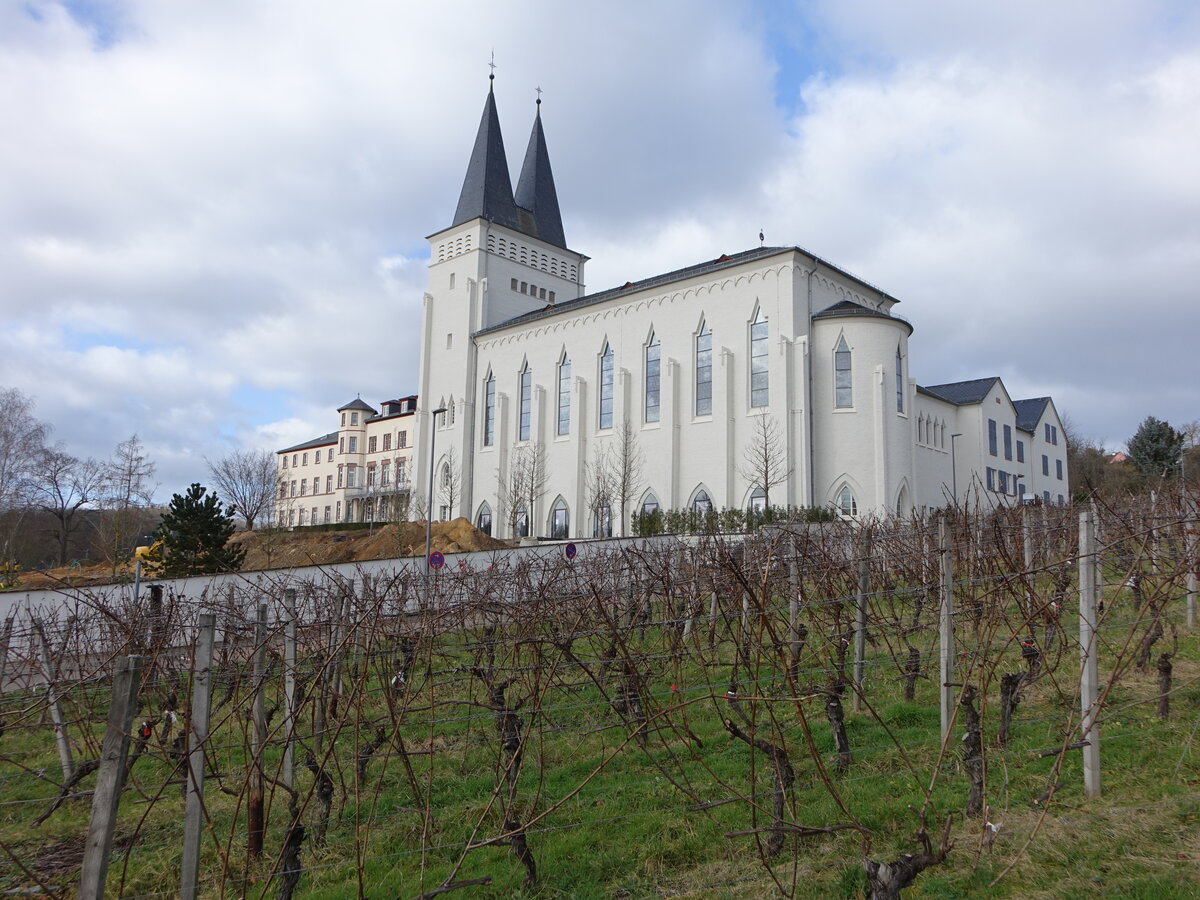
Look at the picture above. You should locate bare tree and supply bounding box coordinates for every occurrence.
[94,434,157,569]
[584,444,614,537]
[739,412,791,510]
[0,388,50,564]
[32,447,102,567]
[206,449,277,530]
[437,446,463,520]
[613,418,644,537]
[506,443,547,537]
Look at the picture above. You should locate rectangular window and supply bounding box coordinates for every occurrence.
[397,460,406,483]
[368,436,377,453]
[749,315,768,408]
[1017,440,1025,463]
[302,452,308,465]
[696,326,712,416]
[282,455,288,468]
[289,479,296,497]
[328,448,334,462]
[336,500,342,521]
[349,436,359,453]
[326,474,333,493]
[986,467,995,490]
[599,345,614,429]
[367,466,376,487]
[381,461,390,485]
[339,437,344,453]
[1042,454,1049,476]
[999,471,1008,494]
[324,505,331,523]
[988,419,998,456]
[896,348,904,412]
[511,277,518,291]
[518,366,532,441]
[398,430,407,448]
[557,357,571,435]
[383,433,391,451]
[337,466,344,488]
[834,336,852,408]
[346,466,357,488]
[645,335,660,423]
[1003,424,1012,461]
[300,480,307,496]
[483,376,496,446]
[313,476,320,494]
[1056,459,1064,480]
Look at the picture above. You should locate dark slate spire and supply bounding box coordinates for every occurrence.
[514,98,567,249]
[452,78,519,230]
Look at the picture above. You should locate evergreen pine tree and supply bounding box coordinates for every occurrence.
[1127,416,1184,479]
[150,483,245,576]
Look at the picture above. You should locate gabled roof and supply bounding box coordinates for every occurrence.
[279,432,337,454]
[918,377,1001,406]
[338,397,377,414]
[452,82,520,231]
[513,103,566,249]
[475,244,903,337]
[812,299,912,333]
[1014,397,1051,433]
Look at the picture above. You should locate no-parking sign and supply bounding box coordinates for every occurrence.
[564,542,577,560]
[428,551,445,569]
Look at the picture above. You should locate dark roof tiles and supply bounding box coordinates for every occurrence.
[338,397,377,414]
[452,87,520,231]
[918,377,1001,406]
[279,432,337,454]
[1014,397,1051,433]
[514,106,566,248]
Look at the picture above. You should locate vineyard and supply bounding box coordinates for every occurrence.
[0,495,1198,899]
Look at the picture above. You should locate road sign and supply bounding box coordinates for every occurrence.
[428,551,445,569]
[564,543,577,560]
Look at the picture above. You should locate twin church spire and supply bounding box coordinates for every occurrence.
[451,78,566,249]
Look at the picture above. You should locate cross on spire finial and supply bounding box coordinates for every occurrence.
[489,51,496,81]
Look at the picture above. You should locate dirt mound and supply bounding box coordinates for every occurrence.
[231,518,506,571]
[9,520,507,590]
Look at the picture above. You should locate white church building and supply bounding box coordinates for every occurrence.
[282,79,1070,536]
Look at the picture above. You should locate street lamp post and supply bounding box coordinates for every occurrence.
[423,406,448,610]
[950,433,963,507]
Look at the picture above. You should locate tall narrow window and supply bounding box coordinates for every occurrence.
[557,355,571,436]
[695,323,712,416]
[1003,424,1012,460]
[988,419,998,456]
[550,499,569,539]
[749,311,768,408]
[482,374,495,447]
[518,364,532,441]
[895,347,904,412]
[645,332,661,423]
[836,486,857,517]
[599,343,614,430]
[834,336,852,408]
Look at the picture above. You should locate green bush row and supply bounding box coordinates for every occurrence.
[630,503,836,536]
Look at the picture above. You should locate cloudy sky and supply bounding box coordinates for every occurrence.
[2,0,1198,499]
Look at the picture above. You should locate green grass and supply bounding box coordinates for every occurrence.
[2,581,1199,899]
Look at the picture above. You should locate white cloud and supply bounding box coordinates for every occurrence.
[1,0,1196,496]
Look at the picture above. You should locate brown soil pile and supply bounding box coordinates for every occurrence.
[230,518,506,571]
[11,519,506,590]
